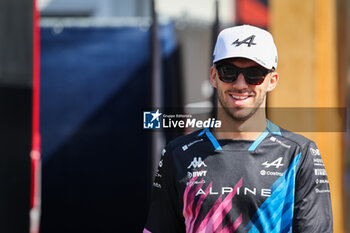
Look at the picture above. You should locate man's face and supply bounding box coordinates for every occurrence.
[210,58,278,122]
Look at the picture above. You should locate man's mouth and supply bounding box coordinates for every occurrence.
[229,94,249,100]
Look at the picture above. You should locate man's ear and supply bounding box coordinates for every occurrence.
[266,72,279,92]
[210,66,218,88]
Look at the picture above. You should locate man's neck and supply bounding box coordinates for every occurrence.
[214,108,267,140]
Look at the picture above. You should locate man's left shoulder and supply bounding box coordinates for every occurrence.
[270,122,314,149]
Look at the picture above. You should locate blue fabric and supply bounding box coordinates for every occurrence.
[197,128,208,137]
[267,119,282,136]
[197,128,222,150]
[248,120,282,151]
[246,152,302,233]
[40,23,177,233]
[41,27,149,156]
[41,24,176,157]
[205,130,222,151]
[248,130,269,151]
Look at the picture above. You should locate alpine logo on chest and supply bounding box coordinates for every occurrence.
[262,157,284,168]
[260,157,285,177]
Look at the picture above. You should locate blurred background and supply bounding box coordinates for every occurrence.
[0,0,349,232]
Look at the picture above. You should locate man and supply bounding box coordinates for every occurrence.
[144,25,333,233]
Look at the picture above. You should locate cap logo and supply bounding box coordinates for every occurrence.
[232,35,256,47]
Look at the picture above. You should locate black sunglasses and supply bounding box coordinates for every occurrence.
[215,63,273,85]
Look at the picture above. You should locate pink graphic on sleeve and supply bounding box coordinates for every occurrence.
[183,177,243,233]
[183,176,203,219]
[143,228,152,233]
[183,175,210,233]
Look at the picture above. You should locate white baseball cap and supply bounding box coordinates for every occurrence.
[213,25,278,70]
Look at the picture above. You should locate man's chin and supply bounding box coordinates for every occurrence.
[230,113,252,122]
[228,108,258,122]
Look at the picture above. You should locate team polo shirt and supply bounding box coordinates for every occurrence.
[144,120,333,233]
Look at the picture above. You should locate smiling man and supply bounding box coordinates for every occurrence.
[144,25,333,233]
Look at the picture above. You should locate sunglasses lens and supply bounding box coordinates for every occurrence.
[217,65,238,82]
[245,68,268,85]
[245,76,265,85]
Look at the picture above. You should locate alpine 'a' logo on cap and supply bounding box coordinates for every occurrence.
[232,35,256,47]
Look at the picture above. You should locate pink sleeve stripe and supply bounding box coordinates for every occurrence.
[143,228,152,233]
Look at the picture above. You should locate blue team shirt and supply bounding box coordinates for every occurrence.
[144,120,333,233]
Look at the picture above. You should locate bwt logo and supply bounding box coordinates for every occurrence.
[143,109,162,129]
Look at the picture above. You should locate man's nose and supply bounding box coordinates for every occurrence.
[232,73,248,88]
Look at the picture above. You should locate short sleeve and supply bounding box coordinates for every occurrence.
[143,147,186,233]
[293,142,333,232]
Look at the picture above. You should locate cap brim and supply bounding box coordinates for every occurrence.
[214,55,272,70]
